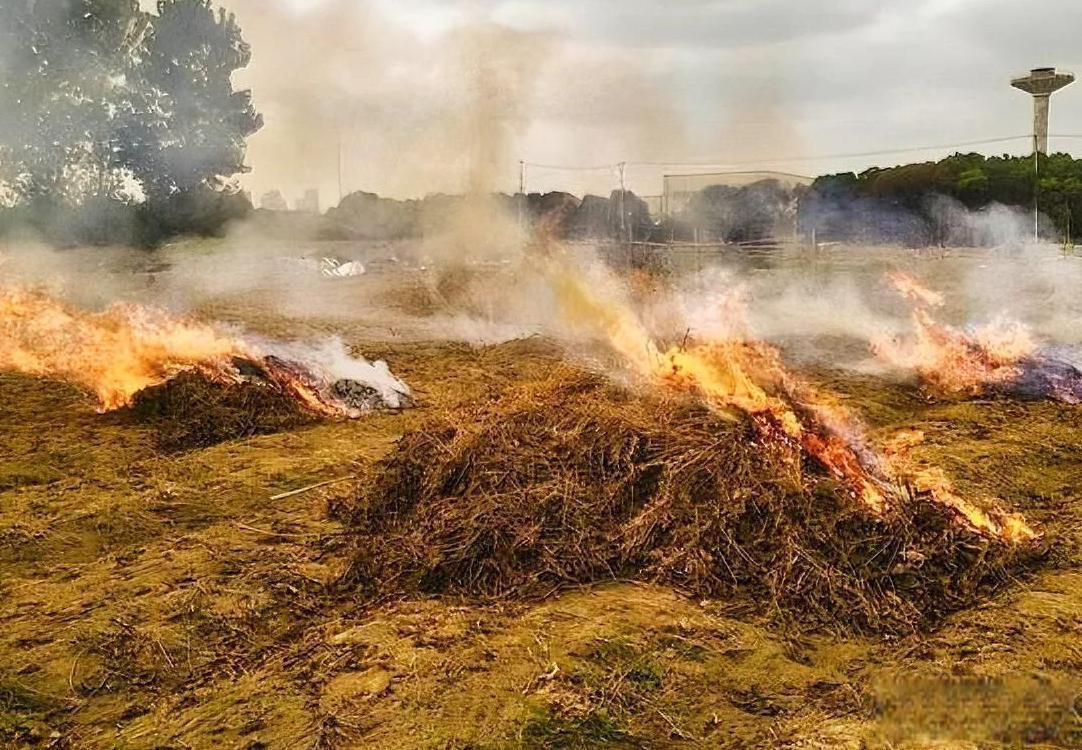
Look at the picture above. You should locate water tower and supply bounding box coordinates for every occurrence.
[1011,67,1074,153]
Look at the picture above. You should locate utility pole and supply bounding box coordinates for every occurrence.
[618,161,627,244]
[519,160,526,230]
[1033,136,1039,242]
[337,127,344,205]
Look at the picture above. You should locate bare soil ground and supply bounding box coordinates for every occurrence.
[1,260,1081,748]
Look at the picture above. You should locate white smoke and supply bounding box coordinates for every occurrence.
[263,336,413,409]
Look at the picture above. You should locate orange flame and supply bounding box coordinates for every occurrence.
[874,272,1037,395]
[907,467,1034,543]
[0,286,375,417]
[546,259,1035,543]
[0,286,251,410]
[885,270,945,308]
[658,340,889,511]
[881,428,1034,540]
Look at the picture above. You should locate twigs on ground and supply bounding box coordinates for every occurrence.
[270,476,356,502]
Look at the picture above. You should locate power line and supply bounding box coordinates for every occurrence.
[660,169,814,181]
[522,162,620,171]
[522,134,1038,174]
[636,135,1034,168]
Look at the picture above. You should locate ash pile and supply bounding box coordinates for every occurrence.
[338,369,1045,636]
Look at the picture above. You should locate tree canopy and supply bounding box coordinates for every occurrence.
[803,152,1082,245]
[0,0,261,244]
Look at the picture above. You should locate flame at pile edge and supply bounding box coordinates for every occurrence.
[0,285,410,418]
[544,255,1037,545]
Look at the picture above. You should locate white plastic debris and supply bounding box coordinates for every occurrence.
[320,257,365,278]
[283,256,366,278]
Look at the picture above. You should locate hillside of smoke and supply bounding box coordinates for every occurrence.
[959,247,1082,348]
[7,234,1080,359]
[4,141,1081,364]
[657,266,902,347]
[537,240,1082,377]
[0,240,160,309]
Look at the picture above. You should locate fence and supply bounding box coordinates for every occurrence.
[518,161,813,221]
[660,171,813,216]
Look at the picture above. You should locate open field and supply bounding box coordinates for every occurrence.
[2,244,1081,749]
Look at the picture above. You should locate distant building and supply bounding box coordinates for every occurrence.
[260,189,288,211]
[295,188,320,214]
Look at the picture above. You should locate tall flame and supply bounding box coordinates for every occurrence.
[657,341,888,511]
[546,257,1035,543]
[885,269,946,308]
[0,286,251,410]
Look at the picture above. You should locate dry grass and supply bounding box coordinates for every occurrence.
[129,370,320,450]
[341,368,1045,635]
[1,335,1079,749]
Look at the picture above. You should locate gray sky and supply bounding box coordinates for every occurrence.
[218,0,1082,204]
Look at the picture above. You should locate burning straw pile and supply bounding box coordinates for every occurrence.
[342,367,1042,635]
[874,271,1082,403]
[0,286,413,450]
[130,366,318,450]
[130,353,411,451]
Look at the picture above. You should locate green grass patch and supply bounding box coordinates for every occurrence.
[0,463,63,492]
[518,708,639,749]
[584,638,664,691]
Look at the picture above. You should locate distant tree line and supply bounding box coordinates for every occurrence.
[302,187,783,246]
[0,0,261,246]
[256,151,1082,249]
[802,152,1082,245]
[672,181,797,243]
[264,189,662,244]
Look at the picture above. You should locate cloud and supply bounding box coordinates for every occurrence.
[495,0,883,51]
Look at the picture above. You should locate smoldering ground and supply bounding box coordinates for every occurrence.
[18,197,1070,364]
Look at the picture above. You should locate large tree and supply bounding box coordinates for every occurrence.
[117,0,262,202]
[0,0,144,203]
[0,0,260,226]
